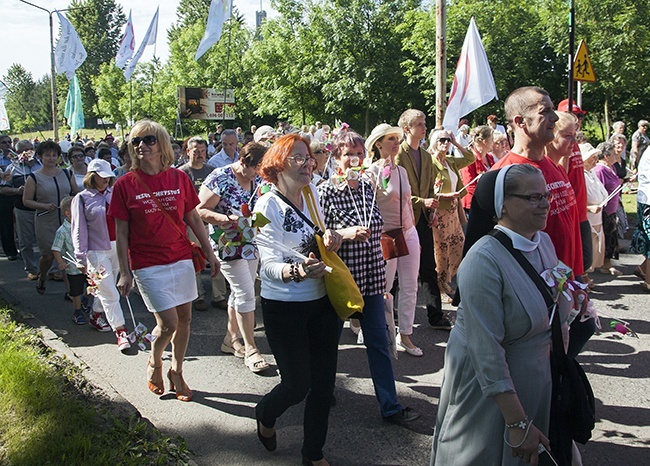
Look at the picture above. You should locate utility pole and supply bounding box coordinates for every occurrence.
[568,0,575,110]
[435,0,446,127]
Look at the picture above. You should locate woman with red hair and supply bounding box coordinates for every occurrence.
[253,134,341,466]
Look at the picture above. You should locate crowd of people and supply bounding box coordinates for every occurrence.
[1,84,649,465]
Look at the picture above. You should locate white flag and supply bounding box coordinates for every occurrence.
[195,0,232,61]
[123,7,159,82]
[115,10,135,69]
[442,17,497,131]
[0,82,9,131]
[54,12,88,80]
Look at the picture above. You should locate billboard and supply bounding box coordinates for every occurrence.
[178,87,235,120]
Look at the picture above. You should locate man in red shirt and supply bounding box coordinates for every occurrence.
[493,87,593,358]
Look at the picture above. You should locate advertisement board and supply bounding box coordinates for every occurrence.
[178,87,235,120]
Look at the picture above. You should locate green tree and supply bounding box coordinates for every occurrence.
[243,0,324,126]
[2,65,51,133]
[66,0,126,120]
[309,0,424,134]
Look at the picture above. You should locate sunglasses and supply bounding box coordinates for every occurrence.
[131,135,157,146]
[438,138,451,143]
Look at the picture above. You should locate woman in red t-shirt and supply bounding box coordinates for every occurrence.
[461,125,497,216]
[110,120,219,402]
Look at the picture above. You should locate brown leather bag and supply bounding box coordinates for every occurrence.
[381,228,409,260]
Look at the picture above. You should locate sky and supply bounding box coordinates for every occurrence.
[0,0,275,82]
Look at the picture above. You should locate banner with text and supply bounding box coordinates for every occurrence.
[178,87,235,120]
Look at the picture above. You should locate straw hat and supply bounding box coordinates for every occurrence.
[364,124,403,153]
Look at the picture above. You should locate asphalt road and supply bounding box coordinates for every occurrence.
[0,246,648,465]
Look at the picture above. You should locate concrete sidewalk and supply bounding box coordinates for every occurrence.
[0,251,648,465]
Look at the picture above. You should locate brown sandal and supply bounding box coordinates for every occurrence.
[146,358,164,395]
[167,369,193,402]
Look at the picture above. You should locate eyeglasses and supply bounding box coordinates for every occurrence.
[438,138,451,143]
[508,191,554,204]
[0,140,11,145]
[131,135,157,146]
[287,155,317,167]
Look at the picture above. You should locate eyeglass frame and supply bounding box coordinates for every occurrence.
[437,138,451,143]
[507,191,554,204]
[287,155,317,167]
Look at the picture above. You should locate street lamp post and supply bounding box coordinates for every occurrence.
[18,0,89,141]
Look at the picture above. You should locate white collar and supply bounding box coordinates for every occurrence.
[494,225,540,252]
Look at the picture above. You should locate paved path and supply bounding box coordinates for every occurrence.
[0,249,648,465]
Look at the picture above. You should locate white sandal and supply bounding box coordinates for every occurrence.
[221,337,245,358]
[245,350,269,373]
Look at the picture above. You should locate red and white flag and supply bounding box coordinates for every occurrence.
[115,10,135,70]
[123,7,159,82]
[442,17,497,131]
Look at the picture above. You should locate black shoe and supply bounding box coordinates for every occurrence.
[7,255,18,261]
[429,315,453,330]
[383,407,421,426]
[256,418,276,452]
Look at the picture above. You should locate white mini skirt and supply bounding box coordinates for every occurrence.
[133,259,198,313]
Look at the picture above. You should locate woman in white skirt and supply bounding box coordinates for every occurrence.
[110,120,219,402]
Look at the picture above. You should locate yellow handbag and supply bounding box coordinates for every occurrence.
[302,187,365,320]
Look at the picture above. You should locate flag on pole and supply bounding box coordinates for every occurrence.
[195,0,233,61]
[64,74,84,137]
[115,10,135,69]
[54,12,88,79]
[442,17,497,131]
[123,7,159,82]
[0,81,10,131]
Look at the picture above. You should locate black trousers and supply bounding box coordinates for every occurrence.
[415,215,442,323]
[256,295,339,461]
[0,196,17,257]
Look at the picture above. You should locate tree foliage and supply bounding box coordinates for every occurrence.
[2,65,51,133]
[6,0,650,140]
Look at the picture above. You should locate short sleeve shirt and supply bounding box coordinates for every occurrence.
[109,168,199,270]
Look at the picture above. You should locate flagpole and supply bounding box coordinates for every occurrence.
[435,0,447,127]
[17,1,91,142]
[221,17,233,126]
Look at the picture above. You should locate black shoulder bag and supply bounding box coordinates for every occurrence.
[489,229,595,466]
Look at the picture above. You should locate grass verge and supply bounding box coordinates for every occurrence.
[0,305,192,466]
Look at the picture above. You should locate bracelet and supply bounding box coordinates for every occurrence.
[505,415,529,430]
[289,263,304,282]
[503,417,533,449]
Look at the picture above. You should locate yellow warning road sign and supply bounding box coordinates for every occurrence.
[573,40,596,83]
